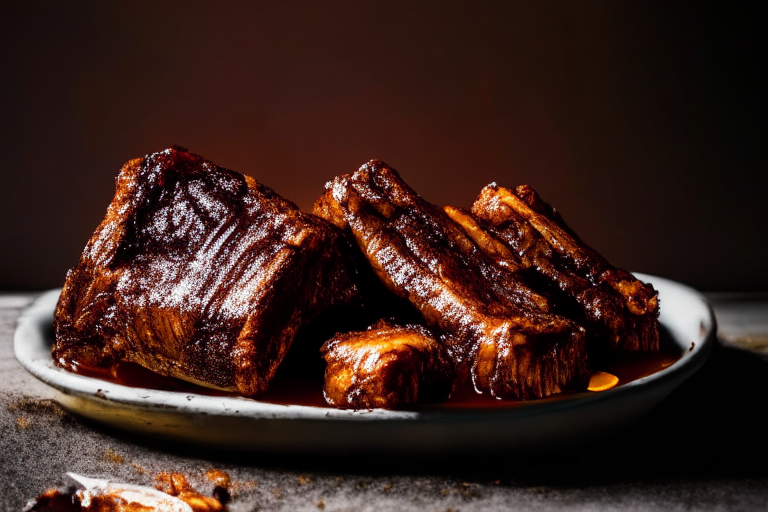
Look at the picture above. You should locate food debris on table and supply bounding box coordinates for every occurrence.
[23,472,226,512]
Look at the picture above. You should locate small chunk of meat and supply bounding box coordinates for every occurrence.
[321,321,454,409]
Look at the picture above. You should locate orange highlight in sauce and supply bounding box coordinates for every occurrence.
[71,336,683,409]
[587,371,620,392]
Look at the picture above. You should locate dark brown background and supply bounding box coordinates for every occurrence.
[1,1,764,291]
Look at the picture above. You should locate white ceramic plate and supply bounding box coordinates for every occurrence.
[14,274,714,454]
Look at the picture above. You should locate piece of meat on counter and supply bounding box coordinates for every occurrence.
[314,160,589,400]
[53,146,360,395]
[465,184,659,352]
[24,472,225,512]
[321,320,454,409]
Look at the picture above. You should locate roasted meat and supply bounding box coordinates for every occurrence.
[458,183,659,352]
[314,161,589,400]
[321,320,454,409]
[53,146,360,395]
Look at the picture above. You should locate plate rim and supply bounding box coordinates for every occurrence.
[13,273,716,423]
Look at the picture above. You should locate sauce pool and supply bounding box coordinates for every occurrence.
[71,337,684,410]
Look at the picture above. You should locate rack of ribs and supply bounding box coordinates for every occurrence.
[314,160,589,400]
[447,183,659,353]
[321,320,454,409]
[53,146,360,395]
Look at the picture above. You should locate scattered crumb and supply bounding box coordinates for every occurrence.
[490,480,501,485]
[690,342,695,352]
[271,487,282,499]
[458,482,476,498]
[383,483,392,491]
[441,488,450,496]
[205,469,231,488]
[132,462,146,475]
[297,475,310,485]
[16,416,33,429]
[154,473,225,511]
[205,469,232,504]
[156,472,192,494]
[7,396,66,417]
[95,389,107,399]
[317,499,326,509]
[102,449,124,464]
[229,479,258,496]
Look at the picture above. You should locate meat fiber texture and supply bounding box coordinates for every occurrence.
[314,160,590,400]
[53,146,360,396]
[321,320,454,409]
[465,184,659,353]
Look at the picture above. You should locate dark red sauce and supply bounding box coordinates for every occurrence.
[71,337,683,410]
[438,344,682,409]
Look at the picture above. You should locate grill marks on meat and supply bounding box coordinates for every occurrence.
[53,146,359,395]
[314,160,589,400]
[462,184,659,352]
[321,320,454,409]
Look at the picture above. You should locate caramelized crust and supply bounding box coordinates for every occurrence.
[321,320,454,409]
[467,183,659,352]
[53,146,359,395]
[314,161,589,400]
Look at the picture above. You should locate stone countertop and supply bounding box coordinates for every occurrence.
[2,293,768,512]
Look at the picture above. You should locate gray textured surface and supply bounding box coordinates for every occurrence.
[707,294,768,358]
[2,293,768,511]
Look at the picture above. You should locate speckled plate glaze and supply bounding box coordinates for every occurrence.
[15,274,714,454]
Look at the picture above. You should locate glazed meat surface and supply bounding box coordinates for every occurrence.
[314,161,589,400]
[53,146,359,395]
[321,320,454,409]
[461,184,659,352]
